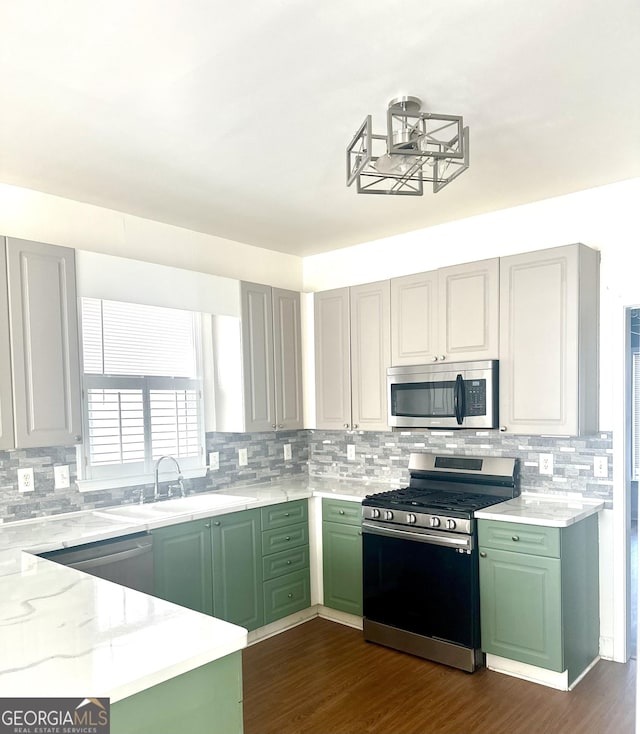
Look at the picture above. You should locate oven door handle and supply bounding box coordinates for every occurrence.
[362,521,473,551]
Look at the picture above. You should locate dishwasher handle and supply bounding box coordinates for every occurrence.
[69,541,153,573]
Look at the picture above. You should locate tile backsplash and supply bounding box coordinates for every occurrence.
[308,429,614,505]
[0,427,613,522]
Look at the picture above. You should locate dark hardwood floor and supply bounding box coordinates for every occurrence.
[243,618,635,734]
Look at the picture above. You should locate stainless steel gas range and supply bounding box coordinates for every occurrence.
[362,453,519,672]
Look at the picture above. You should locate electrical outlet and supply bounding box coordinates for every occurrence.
[539,453,554,475]
[238,448,248,467]
[347,444,356,461]
[283,444,292,461]
[208,452,220,471]
[594,456,608,478]
[18,467,34,493]
[54,465,70,489]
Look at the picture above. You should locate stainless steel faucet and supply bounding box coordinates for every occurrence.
[153,455,185,501]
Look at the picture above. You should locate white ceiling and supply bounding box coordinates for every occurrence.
[1,1,639,257]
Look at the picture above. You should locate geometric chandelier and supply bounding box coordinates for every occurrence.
[346,96,469,196]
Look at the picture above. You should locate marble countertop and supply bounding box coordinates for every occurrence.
[474,493,605,527]
[0,476,384,702]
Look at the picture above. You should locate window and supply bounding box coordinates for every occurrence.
[80,298,205,484]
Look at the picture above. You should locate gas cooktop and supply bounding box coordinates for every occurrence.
[361,452,519,534]
[364,487,508,516]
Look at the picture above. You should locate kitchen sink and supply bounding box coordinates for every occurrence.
[93,494,255,523]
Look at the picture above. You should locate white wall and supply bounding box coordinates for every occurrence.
[0,183,304,290]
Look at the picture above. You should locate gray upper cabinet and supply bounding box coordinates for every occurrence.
[272,287,304,430]
[240,282,303,432]
[5,237,82,448]
[315,281,390,431]
[499,244,599,435]
[314,288,351,430]
[0,244,14,450]
[391,258,499,365]
[390,270,439,365]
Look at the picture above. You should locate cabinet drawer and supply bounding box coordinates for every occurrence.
[262,545,309,581]
[261,500,308,530]
[262,522,308,555]
[263,569,311,624]
[479,520,560,558]
[322,498,362,525]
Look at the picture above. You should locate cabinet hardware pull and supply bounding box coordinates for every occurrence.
[499,426,507,432]
[511,535,519,541]
[344,423,349,429]
[272,424,277,429]
[214,521,221,526]
[285,536,291,541]
[440,355,446,361]
[287,560,292,565]
[278,424,283,428]
[205,523,211,528]
[288,593,294,599]
[480,551,487,557]
[339,510,345,515]
[284,512,290,517]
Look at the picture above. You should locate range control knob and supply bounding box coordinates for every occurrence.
[407,513,417,524]
[370,508,380,519]
[429,516,441,528]
[384,510,394,521]
[446,519,457,530]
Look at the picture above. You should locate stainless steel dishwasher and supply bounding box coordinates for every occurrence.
[40,532,154,595]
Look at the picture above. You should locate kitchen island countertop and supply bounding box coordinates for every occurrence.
[0,475,389,702]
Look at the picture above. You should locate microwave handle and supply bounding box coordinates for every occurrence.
[454,374,465,425]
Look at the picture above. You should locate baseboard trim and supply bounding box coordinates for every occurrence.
[485,653,601,691]
[246,606,364,646]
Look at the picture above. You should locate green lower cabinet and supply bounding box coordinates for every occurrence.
[479,515,599,686]
[152,518,214,615]
[111,651,243,734]
[260,500,311,625]
[264,568,311,624]
[212,508,264,631]
[322,498,362,616]
[152,509,263,630]
[152,501,311,632]
[479,547,563,670]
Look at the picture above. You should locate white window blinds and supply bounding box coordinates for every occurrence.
[80,298,204,482]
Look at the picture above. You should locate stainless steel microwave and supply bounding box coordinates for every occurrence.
[387,360,498,429]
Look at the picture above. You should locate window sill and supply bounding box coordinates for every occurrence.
[76,466,208,493]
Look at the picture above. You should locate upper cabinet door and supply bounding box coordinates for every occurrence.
[391,260,499,366]
[272,288,303,430]
[391,270,438,365]
[438,258,499,361]
[499,244,599,435]
[6,238,81,447]
[0,243,14,450]
[350,280,391,431]
[314,288,351,430]
[241,282,276,432]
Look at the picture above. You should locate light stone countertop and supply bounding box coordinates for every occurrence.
[0,476,387,702]
[474,493,605,527]
[3,476,599,701]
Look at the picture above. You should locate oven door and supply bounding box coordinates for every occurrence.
[362,521,480,649]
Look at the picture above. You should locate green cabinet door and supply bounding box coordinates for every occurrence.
[322,520,362,615]
[212,508,264,631]
[479,547,563,671]
[152,519,214,615]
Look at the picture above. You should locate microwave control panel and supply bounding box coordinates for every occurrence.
[464,379,487,416]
